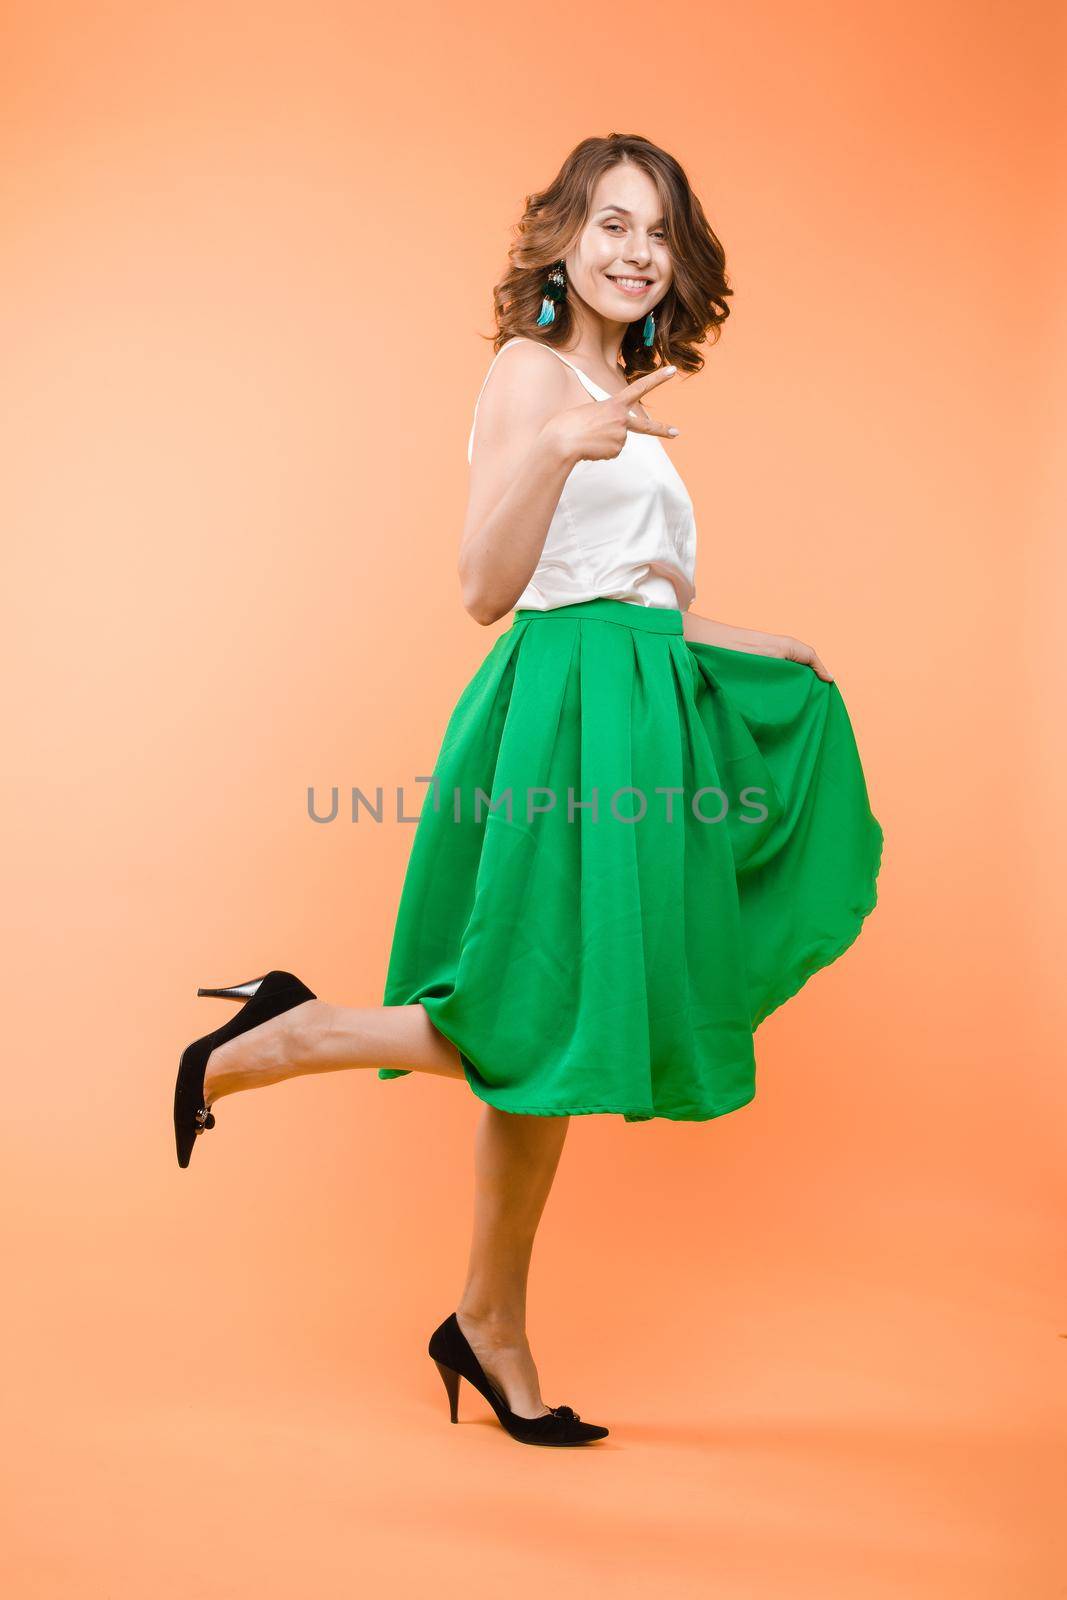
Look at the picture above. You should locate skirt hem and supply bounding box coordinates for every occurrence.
[456,1079,759,1123]
[379,816,883,1120]
[377,1053,757,1123]
[751,818,885,1031]
[379,1008,758,1123]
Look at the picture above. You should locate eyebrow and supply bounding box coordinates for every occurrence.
[594,205,666,225]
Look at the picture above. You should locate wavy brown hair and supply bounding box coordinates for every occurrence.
[484,133,733,380]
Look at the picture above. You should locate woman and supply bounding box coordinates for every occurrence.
[173,133,883,1448]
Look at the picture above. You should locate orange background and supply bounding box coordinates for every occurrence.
[3,2,1064,1595]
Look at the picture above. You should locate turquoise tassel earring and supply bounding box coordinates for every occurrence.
[536,262,567,327]
[642,310,656,347]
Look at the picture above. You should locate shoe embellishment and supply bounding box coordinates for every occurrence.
[550,1404,579,1421]
[194,1106,216,1131]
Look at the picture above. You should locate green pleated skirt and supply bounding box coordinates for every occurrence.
[378,597,884,1122]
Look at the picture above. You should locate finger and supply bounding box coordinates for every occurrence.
[625,406,679,439]
[622,364,678,403]
[788,639,834,682]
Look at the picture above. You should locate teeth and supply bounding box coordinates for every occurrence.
[609,276,650,289]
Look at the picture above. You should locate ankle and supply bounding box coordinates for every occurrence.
[285,999,333,1074]
[456,1304,528,1346]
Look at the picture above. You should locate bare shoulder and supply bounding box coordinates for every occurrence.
[474,337,573,434]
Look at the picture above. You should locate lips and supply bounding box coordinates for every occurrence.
[606,274,653,296]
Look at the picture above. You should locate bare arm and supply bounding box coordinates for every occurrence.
[458,342,577,626]
[458,344,680,626]
[683,608,834,682]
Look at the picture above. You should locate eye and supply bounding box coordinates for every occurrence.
[604,221,668,242]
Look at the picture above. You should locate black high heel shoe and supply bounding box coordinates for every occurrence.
[428,1312,609,1446]
[173,969,317,1169]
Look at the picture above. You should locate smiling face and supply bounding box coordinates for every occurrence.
[563,161,673,329]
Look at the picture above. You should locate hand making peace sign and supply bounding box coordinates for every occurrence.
[545,364,681,465]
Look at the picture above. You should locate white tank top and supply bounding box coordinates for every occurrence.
[466,335,697,612]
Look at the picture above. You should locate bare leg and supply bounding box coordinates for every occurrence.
[202,1001,568,1419]
[202,999,465,1105]
[455,1105,570,1420]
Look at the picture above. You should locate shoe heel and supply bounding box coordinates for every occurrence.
[196,977,266,1000]
[426,1311,609,1445]
[433,1359,461,1423]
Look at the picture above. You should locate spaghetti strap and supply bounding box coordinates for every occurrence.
[526,341,609,402]
[466,336,607,463]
